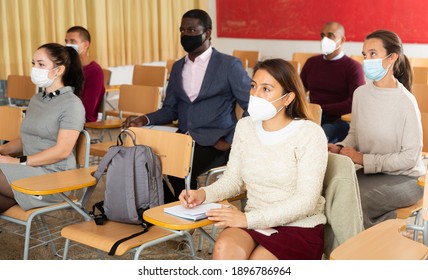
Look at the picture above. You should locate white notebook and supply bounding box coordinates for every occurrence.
[163,203,222,221]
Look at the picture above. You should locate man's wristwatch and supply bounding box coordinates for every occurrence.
[19,156,27,166]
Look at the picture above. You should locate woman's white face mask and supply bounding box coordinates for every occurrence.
[31,67,59,88]
[248,94,287,122]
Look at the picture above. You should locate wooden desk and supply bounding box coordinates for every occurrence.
[11,166,98,220]
[144,201,229,244]
[341,113,352,122]
[85,118,125,129]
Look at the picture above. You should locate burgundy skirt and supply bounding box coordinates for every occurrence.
[243,224,324,260]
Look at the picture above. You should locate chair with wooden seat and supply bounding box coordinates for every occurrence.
[103,65,166,119]
[6,75,37,106]
[330,170,428,260]
[232,50,260,69]
[413,84,428,113]
[292,52,318,69]
[132,64,167,103]
[350,55,364,64]
[85,84,161,143]
[0,105,23,144]
[410,57,428,68]
[131,64,167,88]
[61,127,197,260]
[413,67,428,85]
[0,129,91,259]
[287,60,301,73]
[166,59,176,81]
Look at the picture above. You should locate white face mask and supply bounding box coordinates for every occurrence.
[321,37,340,55]
[66,44,79,53]
[248,94,287,122]
[31,67,58,88]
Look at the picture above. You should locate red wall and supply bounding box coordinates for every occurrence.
[216,0,428,43]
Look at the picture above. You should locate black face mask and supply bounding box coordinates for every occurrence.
[180,33,205,53]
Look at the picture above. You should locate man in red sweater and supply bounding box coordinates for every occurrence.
[65,26,105,122]
[300,22,365,143]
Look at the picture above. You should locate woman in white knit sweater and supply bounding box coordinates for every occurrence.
[329,30,424,228]
[179,59,328,260]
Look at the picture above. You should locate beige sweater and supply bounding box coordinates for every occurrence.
[202,117,328,229]
[337,81,425,176]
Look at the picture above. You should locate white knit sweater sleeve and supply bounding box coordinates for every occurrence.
[336,85,362,149]
[201,119,246,203]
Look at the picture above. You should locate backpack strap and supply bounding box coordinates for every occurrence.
[123,144,141,222]
[93,147,122,182]
[108,222,150,256]
[89,201,108,225]
[117,129,137,146]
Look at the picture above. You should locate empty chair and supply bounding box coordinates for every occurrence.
[132,65,167,88]
[237,58,249,70]
[0,105,23,144]
[232,50,260,69]
[86,84,161,142]
[413,67,428,85]
[6,75,37,106]
[412,84,428,113]
[350,55,364,64]
[165,59,176,81]
[292,52,318,69]
[287,60,301,73]
[108,84,161,118]
[410,57,428,68]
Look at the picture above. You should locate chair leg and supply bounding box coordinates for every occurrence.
[181,230,196,259]
[423,220,428,246]
[23,224,31,260]
[63,239,70,260]
[412,211,422,241]
[38,215,58,256]
[197,231,203,252]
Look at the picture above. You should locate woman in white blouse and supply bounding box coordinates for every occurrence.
[179,59,328,260]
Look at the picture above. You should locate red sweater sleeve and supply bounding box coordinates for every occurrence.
[82,62,105,122]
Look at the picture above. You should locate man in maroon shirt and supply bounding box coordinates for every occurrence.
[300,22,365,143]
[65,26,105,122]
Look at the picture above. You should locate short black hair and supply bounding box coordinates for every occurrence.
[66,26,91,43]
[182,9,212,30]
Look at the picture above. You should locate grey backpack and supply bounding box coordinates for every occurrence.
[91,129,164,226]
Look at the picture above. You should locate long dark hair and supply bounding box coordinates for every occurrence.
[366,30,412,91]
[253,59,309,119]
[38,43,84,97]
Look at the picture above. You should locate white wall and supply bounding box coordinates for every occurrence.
[208,2,428,60]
